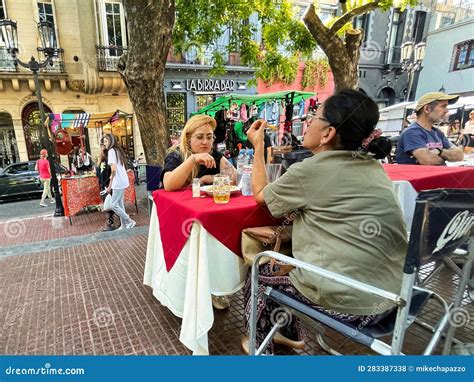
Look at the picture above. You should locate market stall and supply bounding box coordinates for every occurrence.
[194,90,316,157]
[62,169,138,224]
[47,110,135,166]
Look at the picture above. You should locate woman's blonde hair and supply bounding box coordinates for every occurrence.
[168,115,217,182]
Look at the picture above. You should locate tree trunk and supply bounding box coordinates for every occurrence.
[303,4,373,92]
[119,0,175,166]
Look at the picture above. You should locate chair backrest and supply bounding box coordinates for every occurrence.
[405,188,474,273]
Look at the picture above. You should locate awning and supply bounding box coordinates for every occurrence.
[46,110,122,132]
[194,90,316,115]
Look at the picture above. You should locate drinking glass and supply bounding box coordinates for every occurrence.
[213,174,231,204]
[266,164,283,183]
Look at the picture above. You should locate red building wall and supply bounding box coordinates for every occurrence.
[257,62,335,103]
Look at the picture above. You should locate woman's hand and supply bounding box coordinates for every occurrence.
[246,119,266,148]
[199,175,214,185]
[192,153,216,168]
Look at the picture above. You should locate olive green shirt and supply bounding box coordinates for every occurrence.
[263,151,407,315]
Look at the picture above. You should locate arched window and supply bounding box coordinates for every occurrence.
[378,87,396,107]
[21,102,52,160]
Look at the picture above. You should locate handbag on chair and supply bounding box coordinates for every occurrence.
[241,225,294,275]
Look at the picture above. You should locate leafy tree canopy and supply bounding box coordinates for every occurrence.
[174,0,417,84]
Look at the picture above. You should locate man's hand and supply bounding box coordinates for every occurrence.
[193,153,216,168]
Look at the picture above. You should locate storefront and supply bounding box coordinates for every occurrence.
[163,69,256,139]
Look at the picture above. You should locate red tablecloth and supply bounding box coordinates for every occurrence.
[383,164,474,192]
[153,189,280,272]
[62,176,101,217]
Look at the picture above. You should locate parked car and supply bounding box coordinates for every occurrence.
[0,161,68,201]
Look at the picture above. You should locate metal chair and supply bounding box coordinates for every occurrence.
[248,188,474,355]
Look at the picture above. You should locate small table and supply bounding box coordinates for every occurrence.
[61,175,101,222]
[61,170,138,224]
[144,189,280,355]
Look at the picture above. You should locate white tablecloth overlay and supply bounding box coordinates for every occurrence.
[392,180,418,230]
[144,203,247,355]
[144,181,418,355]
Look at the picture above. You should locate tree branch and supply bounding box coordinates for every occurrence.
[345,28,363,64]
[329,1,381,34]
[303,3,330,46]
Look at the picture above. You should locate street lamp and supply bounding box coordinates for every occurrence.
[0,19,64,216]
[400,41,426,102]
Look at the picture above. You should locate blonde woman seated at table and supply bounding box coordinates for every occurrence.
[242,89,408,354]
[162,115,236,191]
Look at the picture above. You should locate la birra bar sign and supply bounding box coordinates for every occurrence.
[186,79,235,92]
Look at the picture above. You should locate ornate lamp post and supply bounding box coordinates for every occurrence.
[400,41,426,102]
[0,19,64,216]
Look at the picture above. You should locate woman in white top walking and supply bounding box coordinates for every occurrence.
[103,134,136,229]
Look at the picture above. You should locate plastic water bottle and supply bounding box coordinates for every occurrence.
[236,149,246,186]
[247,149,254,165]
[241,165,253,196]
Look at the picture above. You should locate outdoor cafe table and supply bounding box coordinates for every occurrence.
[144,164,474,355]
[143,189,280,355]
[383,164,474,229]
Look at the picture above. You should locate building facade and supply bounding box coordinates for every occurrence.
[356,2,432,108]
[416,1,474,97]
[0,0,255,168]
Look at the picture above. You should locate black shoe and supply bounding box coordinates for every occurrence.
[101,226,116,232]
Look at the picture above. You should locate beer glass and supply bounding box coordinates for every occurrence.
[213,174,230,204]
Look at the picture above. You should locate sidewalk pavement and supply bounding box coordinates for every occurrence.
[1,198,472,355]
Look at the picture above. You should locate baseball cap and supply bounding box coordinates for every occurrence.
[415,92,459,112]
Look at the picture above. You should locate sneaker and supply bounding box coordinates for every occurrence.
[39,202,47,207]
[125,220,136,229]
[50,199,55,204]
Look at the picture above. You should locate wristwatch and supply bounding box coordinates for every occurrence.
[435,148,444,156]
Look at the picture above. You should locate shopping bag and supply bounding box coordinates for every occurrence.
[103,193,113,211]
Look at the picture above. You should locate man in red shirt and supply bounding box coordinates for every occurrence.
[35,149,54,207]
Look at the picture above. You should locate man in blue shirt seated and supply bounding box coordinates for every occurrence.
[396,92,464,165]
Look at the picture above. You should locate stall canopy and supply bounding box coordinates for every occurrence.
[46,110,125,132]
[194,90,316,116]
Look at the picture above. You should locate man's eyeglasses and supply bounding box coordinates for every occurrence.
[191,134,216,142]
[305,111,329,126]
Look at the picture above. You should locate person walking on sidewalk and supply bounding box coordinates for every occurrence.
[35,149,54,207]
[103,134,136,230]
[97,140,116,231]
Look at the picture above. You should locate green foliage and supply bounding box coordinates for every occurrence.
[255,51,299,85]
[301,58,330,89]
[173,0,417,84]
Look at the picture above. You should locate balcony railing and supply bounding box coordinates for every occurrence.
[37,47,66,73]
[96,45,128,72]
[0,47,17,72]
[167,45,244,66]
